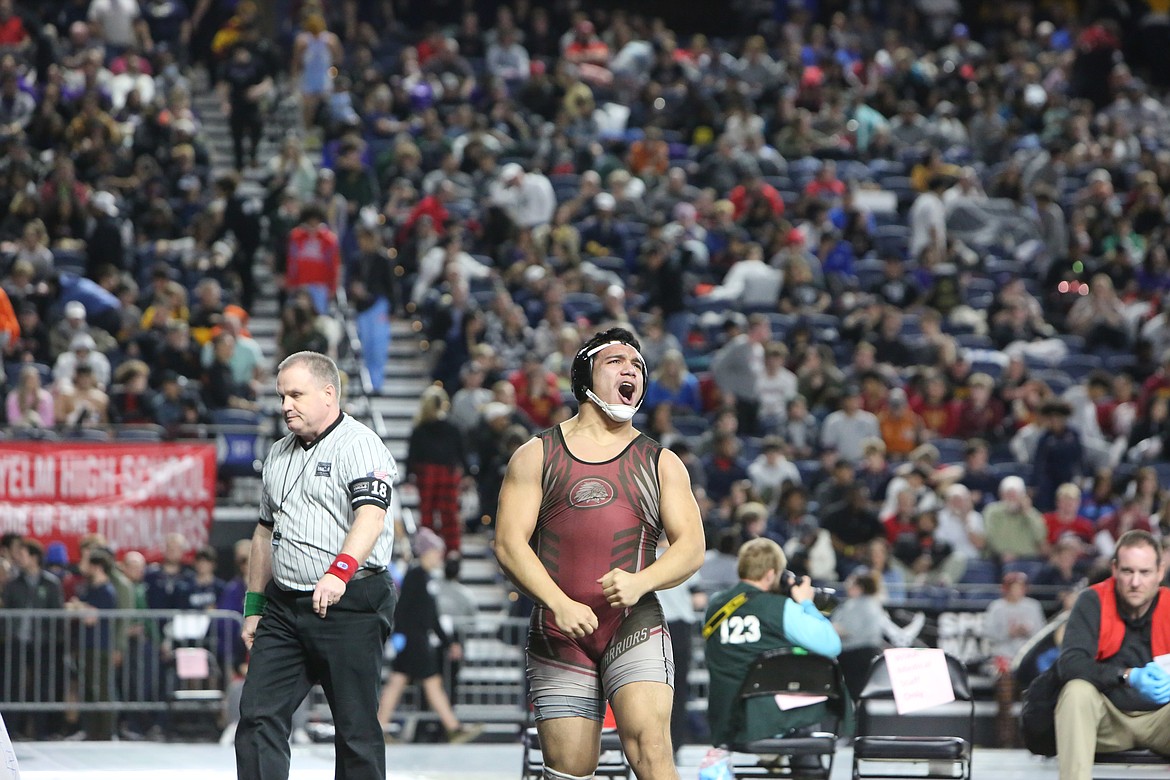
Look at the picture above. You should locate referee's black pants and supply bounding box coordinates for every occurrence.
[236,574,396,780]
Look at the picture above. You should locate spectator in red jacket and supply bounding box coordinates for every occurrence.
[509,352,561,428]
[804,160,847,201]
[401,180,453,241]
[910,371,960,438]
[954,372,1007,441]
[728,167,784,221]
[1043,483,1097,545]
[283,204,340,314]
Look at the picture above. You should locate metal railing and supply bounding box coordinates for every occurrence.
[0,608,242,719]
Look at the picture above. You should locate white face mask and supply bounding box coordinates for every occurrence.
[585,388,640,422]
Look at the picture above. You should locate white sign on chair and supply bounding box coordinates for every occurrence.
[882,647,956,715]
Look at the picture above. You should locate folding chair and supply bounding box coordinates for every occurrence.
[521,704,631,779]
[1094,749,1170,779]
[851,652,973,780]
[725,648,847,779]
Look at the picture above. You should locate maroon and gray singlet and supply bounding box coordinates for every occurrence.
[526,425,675,720]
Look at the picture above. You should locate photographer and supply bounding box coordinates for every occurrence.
[703,538,842,748]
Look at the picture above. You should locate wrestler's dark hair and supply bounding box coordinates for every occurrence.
[570,327,646,404]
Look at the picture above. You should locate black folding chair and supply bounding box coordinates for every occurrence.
[1093,749,1170,779]
[851,652,973,780]
[726,648,847,779]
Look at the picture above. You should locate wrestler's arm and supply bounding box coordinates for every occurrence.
[599,448,705,607]
[495,437,598,637]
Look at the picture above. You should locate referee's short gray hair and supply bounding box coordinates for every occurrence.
[279,351,341,395]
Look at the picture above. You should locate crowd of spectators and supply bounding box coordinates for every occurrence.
[6,0,1170,704]
[276,1,1170,604]
[0,0,346,440]
[0,530,246,741]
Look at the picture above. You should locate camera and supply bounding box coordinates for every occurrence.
[778,570,838,612]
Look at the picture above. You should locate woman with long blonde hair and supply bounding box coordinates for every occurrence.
[408,386,468,555]
[5,365,54,428]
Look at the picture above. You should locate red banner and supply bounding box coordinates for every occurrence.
[0,442,217,563]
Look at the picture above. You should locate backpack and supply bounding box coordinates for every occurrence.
[1020,664,1062,756]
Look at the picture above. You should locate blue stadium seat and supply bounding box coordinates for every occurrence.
[1153,461,1170,490]
[959,558,1000,585]
[871,210,906,229]
[764,175,793,191]
[932,438,968,464]
[1055,334,1086,354]
[1031,369,1075,395]
[789,157,823,178]
[116,425,166,442]
[955,333,993,350]
[963,276,997,300]
[767,312,796,339]
[796,459,823,485]
[689,298,733,316]
[673,414,708,438]
[988,461,1031,483]
[66,429,110,442]
[52,249,87,276]
[1003,559,1046,583]
[872,225,909,258]
[867,159,907,179]
[968,360,1004,381]
[982,257,1019,278]
[211,408,262,427]
[562,292,603,322]
[590,256,627,275]
[1103,354,1138,375]
[1058,353,1103,380]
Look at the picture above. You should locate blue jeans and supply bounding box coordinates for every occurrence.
[355,297,390,392]
[295,284,331,315]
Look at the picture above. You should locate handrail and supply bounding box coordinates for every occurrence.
[331,286,389,441]
[0,608,243,713]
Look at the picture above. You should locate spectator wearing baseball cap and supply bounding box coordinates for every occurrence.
[53,332,112,390]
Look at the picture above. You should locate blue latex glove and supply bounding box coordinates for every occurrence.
[1128,663,1170,705]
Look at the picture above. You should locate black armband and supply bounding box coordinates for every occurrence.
[258,517,275,529]
[349,476,391,510]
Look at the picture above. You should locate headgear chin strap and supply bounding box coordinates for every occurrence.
[585,388,640,422]
[577,340,646,422]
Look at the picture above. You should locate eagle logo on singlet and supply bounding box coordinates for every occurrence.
[568,477,615,508]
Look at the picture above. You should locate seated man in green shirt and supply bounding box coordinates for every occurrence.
[703,538,843,747]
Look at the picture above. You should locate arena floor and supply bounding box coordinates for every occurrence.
[11,741,1169,780]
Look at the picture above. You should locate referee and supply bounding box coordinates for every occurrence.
[235,351,398,780]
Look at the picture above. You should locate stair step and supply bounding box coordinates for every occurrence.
[461,557,501,583]
[368,397,430,416]
[193,63,435,555]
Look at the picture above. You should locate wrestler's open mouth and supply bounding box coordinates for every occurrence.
[618,382,636,404]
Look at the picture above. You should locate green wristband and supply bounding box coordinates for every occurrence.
[244,591,268,617]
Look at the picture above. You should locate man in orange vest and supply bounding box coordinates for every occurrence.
[1056,529,1170,779]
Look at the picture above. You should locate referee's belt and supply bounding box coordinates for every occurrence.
[351,566,387,581]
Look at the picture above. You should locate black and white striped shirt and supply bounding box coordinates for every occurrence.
[259,413,398,591]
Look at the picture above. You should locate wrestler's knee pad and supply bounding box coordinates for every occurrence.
[544,769,594,780]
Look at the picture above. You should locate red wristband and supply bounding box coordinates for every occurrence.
[327,553,359,583]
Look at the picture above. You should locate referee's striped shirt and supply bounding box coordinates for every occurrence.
[259,413,398,591]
